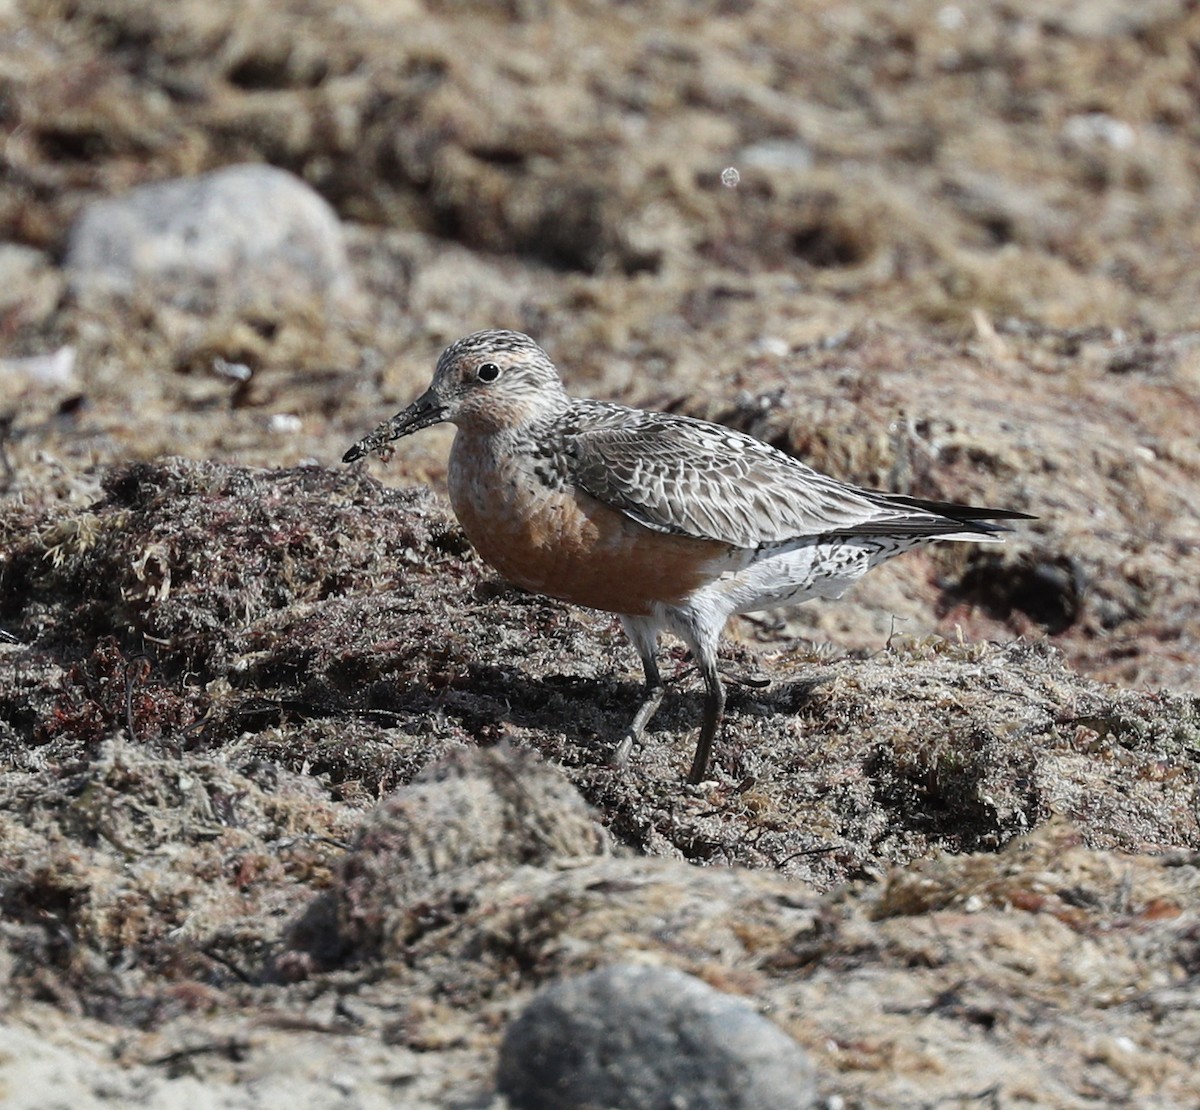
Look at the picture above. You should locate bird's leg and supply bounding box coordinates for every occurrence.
[611,650,665,767]
[628,651,667,741]
[611,620,665,767]
[687,647,727,785]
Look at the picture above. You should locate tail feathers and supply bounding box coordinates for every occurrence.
[855,489,1035,539]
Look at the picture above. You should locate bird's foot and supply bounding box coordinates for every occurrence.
[609,732,634,768]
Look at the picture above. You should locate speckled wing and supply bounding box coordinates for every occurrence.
[565,407,1014,549]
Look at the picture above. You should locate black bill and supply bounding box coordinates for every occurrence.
[342,389,446,463]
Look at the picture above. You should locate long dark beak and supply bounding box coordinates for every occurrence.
[342,389,447,463]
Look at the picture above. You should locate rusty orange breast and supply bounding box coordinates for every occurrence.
[447,432,729,616]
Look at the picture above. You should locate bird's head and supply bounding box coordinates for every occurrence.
[343,329,568,462]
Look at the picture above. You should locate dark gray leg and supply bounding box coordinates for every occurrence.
[687,646,726,785]
[611,621,666,767]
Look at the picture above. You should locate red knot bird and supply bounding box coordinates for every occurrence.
[344,329,1032,783]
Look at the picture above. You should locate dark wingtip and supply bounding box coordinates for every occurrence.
[960,508,1037,534]
[342,444,365,464]
[974,508,1038,522]
[876,492,1036,524]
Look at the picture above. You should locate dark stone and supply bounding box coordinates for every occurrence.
[497,964,816,1110]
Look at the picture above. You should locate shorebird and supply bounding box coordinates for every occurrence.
[344,330,1031,783]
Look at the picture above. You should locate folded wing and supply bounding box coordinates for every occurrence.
[567,409,1030,549]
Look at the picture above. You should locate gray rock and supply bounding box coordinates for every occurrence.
[64,163,357,316]
[497,964,816,1110]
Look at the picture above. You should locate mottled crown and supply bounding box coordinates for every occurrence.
[433,329,570,428]
[436,329,559,381]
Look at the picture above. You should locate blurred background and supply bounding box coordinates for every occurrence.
[2,0,1198,685]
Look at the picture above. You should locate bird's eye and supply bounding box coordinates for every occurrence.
[477,362,501,383]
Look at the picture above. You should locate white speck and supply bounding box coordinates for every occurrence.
[0,345,76,387]
[964,894,984,912]
[269,413,303,434]
[1063,113,1136,151]
[212,357,252,382]
[937,5,965,30]
[737,140,813,173]
[721,166,740,188]
[756,336,790,359]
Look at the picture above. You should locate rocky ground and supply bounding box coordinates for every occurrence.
[1,0,1198,1106]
